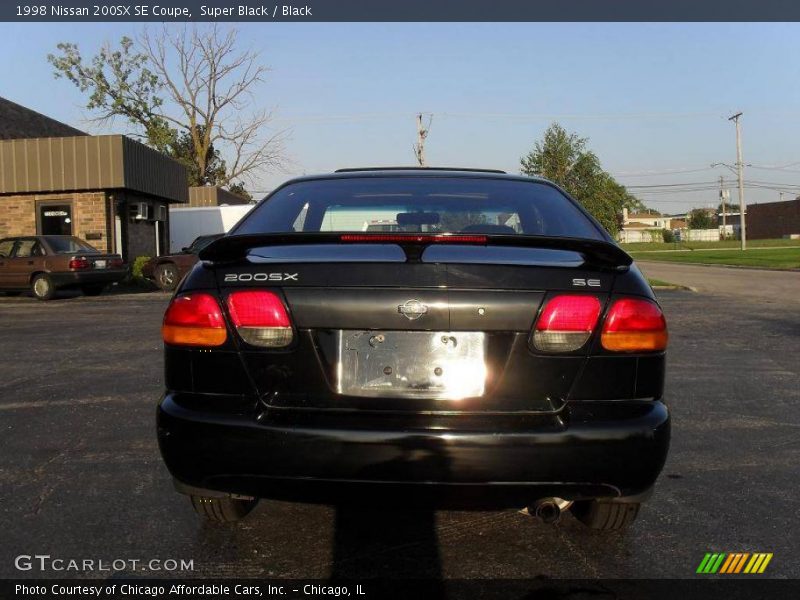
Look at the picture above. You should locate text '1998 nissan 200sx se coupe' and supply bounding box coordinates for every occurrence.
[156,168,670,531]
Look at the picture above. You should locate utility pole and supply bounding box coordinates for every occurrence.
[728,112,747,250]
[719,175,727,239]
[413,113,432,167]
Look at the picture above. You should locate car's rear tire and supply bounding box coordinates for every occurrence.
[82,285,105,297]
[31,274,56,301]
[155,263,179,291]
[190,495,257,523]
[571,500,640,530]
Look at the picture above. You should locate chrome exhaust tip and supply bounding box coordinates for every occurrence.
[529,498,569,524]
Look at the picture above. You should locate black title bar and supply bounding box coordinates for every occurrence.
[3,579,800,599]
[3,0,800,22]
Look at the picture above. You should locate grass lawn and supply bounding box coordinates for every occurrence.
[620,238,799,252]
[632,247,800,269]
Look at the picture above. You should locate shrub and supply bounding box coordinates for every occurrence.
[121,256,156,290]
[131,256,151,280]
[662,229,675,243]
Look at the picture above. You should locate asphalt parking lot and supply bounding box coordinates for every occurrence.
[0,273,798,580]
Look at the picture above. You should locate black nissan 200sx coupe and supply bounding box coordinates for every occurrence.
[156,168,670,531]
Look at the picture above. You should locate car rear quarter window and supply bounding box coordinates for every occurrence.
[234,177,605,240]
[14,239,37,258]
[44,236,99,254]
[0,240,13,258]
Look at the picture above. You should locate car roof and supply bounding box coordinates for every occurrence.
[280,167,551,186]
[0,235,41,242]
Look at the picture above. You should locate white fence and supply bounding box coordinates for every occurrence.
[618,229,662,243]
[680,228,720,242]
[619,227,736,244]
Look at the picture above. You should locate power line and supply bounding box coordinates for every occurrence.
[271,110,729,124]
[626,181,721,188]
[627,178,799,190]
[614,167,717,178]
[747,160,800,171]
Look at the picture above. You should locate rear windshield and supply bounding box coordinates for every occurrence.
[234,177,604,240]
[44,236,99,254]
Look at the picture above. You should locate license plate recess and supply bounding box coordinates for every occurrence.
[336,330,487,400]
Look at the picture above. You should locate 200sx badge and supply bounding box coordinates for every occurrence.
[224,272,299,282]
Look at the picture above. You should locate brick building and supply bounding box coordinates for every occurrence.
[0,97,188,260]
[746,199,800,240]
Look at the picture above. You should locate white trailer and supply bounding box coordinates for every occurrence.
[169,205,254,252]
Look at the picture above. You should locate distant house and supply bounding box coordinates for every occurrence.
[0,96,188,260]
[618,208,670,243]
[669,218,687,229]
[622,210,671,229]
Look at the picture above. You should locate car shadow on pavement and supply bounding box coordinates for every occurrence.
[329,507,444,582]
[328,434,447,592]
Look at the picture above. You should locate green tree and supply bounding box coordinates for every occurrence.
[170,127,227,186]
[48,38,175,152]
[227,182,253,201]
[48,27,287,187]
[519,123,634,235]
[687,209,714,229]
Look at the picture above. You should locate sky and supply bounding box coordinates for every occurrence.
[1,22,799,213]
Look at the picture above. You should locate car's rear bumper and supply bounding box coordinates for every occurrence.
[49,269,127,288]
[157,393,670,509]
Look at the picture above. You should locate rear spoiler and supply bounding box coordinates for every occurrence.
[199,233,633,270]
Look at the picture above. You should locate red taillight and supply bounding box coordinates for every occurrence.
[162,293,227,347]
[226,290,293,347]
[533,295,601,352]
[340,234,487,244]
[601,298,668,352]
[109,257,124,268]
[69,257,90,270]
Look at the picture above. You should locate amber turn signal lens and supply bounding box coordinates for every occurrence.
[162,293,227,347]
[600,330,668,352]
[161,324,227,347]
[601,298,667,352]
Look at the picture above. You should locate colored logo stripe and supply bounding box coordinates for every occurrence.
[744,553,773,574]
[719,553,748,573]
[697,552,772,574]
[697,553,726,573]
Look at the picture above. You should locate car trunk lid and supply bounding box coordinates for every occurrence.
[205,235,624,413]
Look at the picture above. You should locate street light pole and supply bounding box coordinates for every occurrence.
[719,175,727,238]
[728,112,746,250]
[414,113,432,167]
